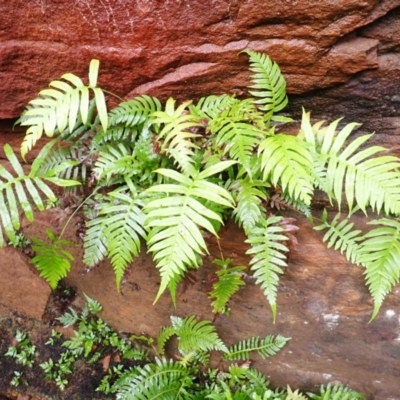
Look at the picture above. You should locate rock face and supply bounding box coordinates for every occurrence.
[1,0,400,138]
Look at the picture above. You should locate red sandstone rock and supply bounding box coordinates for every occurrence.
[0,0,399,127]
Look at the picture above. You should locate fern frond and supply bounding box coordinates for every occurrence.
[259,134,314,205]
[114,358,192,400]
[358,218,400,321]
[170,315,228,355]
[19,59,107,158]
[145,163,236,303]
[0,141,79,246]
[83,190,146,289]
[241,49,288,120]
[223,334,289,361]
[108,95,162,128]
[209,261,246,314]
[152,98,202,175]
[306,111,400,214]
[30,229,74,289]
[308,383,364,399]
[189,94,239,120]
[83,212,108,268]
[209,99,266,175]
[246,216,289,321]
[314,210,363,264]
[230,177,268,234]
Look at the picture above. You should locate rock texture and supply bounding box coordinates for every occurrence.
[0,247,51,320]
[0,0,400,137]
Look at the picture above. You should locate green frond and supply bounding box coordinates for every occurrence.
[245,216,289,322]
[189,94,239,120]
[19,59,107,159]
[152,98,202,175]
[30,229,74,289]
[308,383,364,399]
[209,261,246,314]
[209,99,266,175]
[314,210,363,264]
[114,357,192,400]
[241,49,288,120]
[229,176,269,233]
[0,141,79,246]
[259,134,314,205]
[358,218,400,321]
[169,315,228,355]
[83,212,108,268]
[99,190,147,291]
[285,387,308,400]
[223,334,290,361]
[109,95,162,128]
[313,114,400,214]
[145,165,235,303]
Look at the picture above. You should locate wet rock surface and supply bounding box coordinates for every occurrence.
[0,1,399,138]
[0,208,400,399]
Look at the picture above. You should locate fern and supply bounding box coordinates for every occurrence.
[19,59,108,159]
[145,162,236,302]
[209,259,246,314]
[308,383,364,399]
[151,98,202,175]
[30,228,75,289]
[302,110,400,214]
[223,334,290,361]
[189,94,238,120]
[259,134,314,205]
[114,358,192,400]
[82,190,146,290]
[246,216,289,322]
[0,140,79,246]
[241,49,288,121]
[109,95,162,128]
[209,99,267,175]
[158,315,228,357]
[358,218,400,321]
[314,210,363,264]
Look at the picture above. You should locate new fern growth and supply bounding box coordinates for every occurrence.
[9,49,400,322]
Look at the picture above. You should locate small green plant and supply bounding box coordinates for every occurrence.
[5,330,37,367]
[8,232,31,250]
[4,49,400,323]
[4,330,37,387]
[40,294,148,391]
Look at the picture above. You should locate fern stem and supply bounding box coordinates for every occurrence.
[102,89,126,103]
[59,189,99,240]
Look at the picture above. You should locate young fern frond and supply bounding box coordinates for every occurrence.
[145,163,236,303]
[246,216,289,322]
[114,358,192,400]
[19,59,107,159]
[314,210,363,265]
[0,141,79,246]
[30,229,75,289]
[223,334,290,361]
[159,315,228,356]
[152,98,202,175]
[241,49,288,121]
[358,218,400,321]
[259,134,314,206]
[231,177,268,234]
[209,259,246,314]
